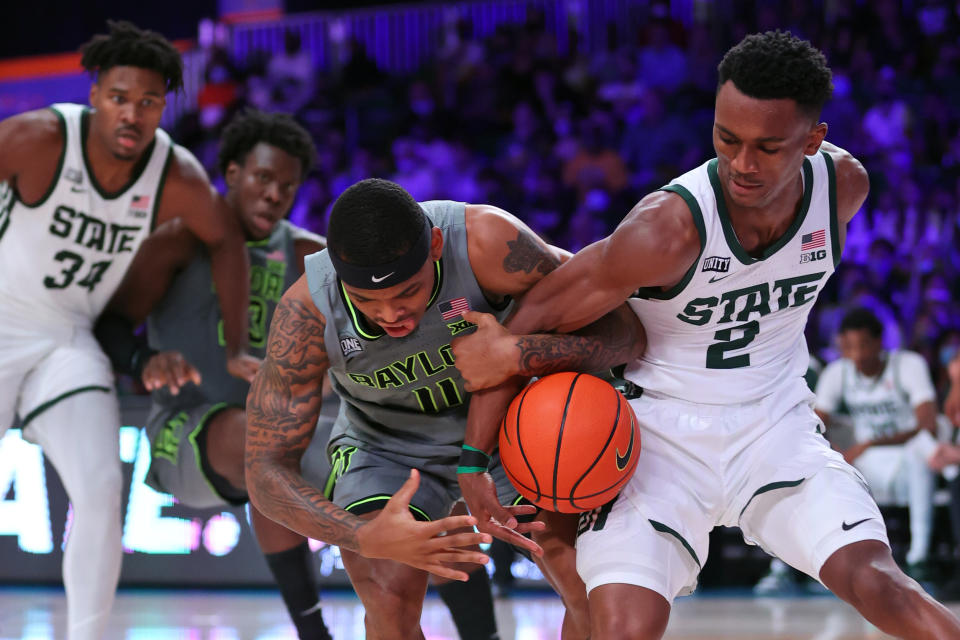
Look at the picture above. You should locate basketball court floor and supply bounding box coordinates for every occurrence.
[3,587,959,639]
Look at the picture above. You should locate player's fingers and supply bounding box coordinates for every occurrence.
[426,549,490,566]
[487,524,544,557]
[460,310,492,328]
[488,502,519,530]
[425,516,483,539]
[385,469,420,512]
[504,504,539,517]
[427,531,492,550]
[513,520,547,535]
[419,564,471,582]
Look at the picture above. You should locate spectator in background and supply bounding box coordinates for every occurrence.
[816,309,940,578]
[267,29,315,114]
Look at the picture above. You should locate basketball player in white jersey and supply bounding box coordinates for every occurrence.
[0,22,250,640]
[452,31,960,638]
[816,308,939,575]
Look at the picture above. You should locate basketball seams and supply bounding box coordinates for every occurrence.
[512,381,542,501]
[568,383,623,511]
[552,373,582,512]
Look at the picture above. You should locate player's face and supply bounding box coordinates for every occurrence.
[341,228,443,338]
[88,66,167,161]
[839,329,884,374]
[227,143,303,240]
[713,81,827,210]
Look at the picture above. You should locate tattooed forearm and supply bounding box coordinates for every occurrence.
[503,229,561,276]
[514,306,646,377]
[245,285,364,551]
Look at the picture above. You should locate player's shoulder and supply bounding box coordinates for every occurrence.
[613,189,702,258]
[164,142,210,188]
[819,142,869,222]
[820,357,847,377]
[0,107,64,151]
[893,349,929,371]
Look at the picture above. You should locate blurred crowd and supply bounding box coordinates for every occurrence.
[172,0,960,402]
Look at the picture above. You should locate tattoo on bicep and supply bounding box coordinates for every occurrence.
[503,229,560,276]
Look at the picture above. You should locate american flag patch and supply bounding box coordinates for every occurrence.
[130,195,151,211]
[439,297,470,320]
[800,230,825,251]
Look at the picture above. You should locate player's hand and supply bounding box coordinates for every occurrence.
[356,469,493,581]
[928,443,960,472]
[227,353,262,383]
[458,471,544,557]
[842,441,870,465]
[142,351,201,395]
[452,311,521,392]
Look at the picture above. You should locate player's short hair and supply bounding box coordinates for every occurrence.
[80,20,184,93]
[327,179,426,265]
[217,109,316,178]
[717,30,833,120]
[839,308,884,339]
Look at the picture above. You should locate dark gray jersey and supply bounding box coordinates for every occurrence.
[305,201,512,467]
[148,220,303,410]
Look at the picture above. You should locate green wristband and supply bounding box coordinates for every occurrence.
[457,445,491,474]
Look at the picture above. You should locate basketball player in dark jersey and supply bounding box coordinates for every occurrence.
[245,178,645,639]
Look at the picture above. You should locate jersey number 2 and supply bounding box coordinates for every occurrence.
[706,320,759,369]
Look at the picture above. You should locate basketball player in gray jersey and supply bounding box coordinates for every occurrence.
[0,22,251,640]
[98,110,336,639]
[245,178,645,639]
[453,31,960,639]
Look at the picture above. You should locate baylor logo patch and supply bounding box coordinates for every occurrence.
[447,319,476,336]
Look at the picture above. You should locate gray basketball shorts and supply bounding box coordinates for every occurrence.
[305,440,522,522]
[145,401,245,509]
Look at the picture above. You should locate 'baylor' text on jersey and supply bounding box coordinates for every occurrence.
[624,151,841,405]
[0,104,171,326]
[305,201,512,465]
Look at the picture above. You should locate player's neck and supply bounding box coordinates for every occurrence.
[725,175,804,256]
[856,355,885,378]
[84,136,142,193]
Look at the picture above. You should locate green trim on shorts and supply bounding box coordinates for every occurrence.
[186,402,235,501]
[20,385,110,428]
[649,519,701,569]
[345,494,431,522]
[324,446,358,500]
[738,478,805,520]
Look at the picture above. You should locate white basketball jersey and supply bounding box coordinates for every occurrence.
[0,103,171,327]
[625,151,841,405]
[815,350,936,444]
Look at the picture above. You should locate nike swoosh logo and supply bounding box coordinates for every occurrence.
[708,273,732,283]
[841,518,872,531]
[371,272,394,283]
[70,186,86,193]
[616,416,636,471]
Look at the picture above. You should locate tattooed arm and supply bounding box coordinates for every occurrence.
[246,276,491,579]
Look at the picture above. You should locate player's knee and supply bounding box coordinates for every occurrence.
[70,462,123,513]
[590,590,669,640]
[847,557,925,612]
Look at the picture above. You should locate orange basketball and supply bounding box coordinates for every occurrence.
[498,372,640,513]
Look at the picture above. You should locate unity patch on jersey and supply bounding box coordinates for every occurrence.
[701,256,730,273]
[340,335,363,357]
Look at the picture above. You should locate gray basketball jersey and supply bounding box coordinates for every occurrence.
[305,201,512,466]
[148,220,301,410]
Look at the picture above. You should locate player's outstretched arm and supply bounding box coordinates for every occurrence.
[246,277,490,579]
[157,149,255,380]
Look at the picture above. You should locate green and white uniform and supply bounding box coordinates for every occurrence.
[577,152,888,601]
[143,221,312,507]
[0,103,171,433]
[302,200,519,521]
[815,350,936,565]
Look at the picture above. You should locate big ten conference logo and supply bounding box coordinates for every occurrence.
[800,249,827,264]
[0,428,328,563]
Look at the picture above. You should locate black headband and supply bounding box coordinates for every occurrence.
[329,217,432,290]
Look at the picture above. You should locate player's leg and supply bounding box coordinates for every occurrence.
[202,407,332,640]
[24,389,122,640]
[431,501,499,640]
[532,510,590,639]
[744,466,960,639]
[901,433,936,568]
